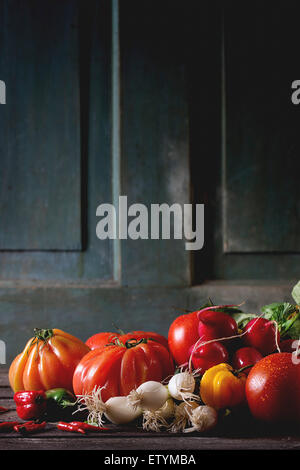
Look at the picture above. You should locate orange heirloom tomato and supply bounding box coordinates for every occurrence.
[9,328,90,393]
[200,363,247,410]
[73,337,174,402]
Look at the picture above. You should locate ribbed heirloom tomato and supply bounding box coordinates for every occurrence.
[9,328,90,393]
[73,337,174,402]
[86,330,169,351]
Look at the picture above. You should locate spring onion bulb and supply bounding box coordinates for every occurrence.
[143,398,175,432]
[75,386,142,426]
[167,371,199,402]
[104,396,142,424]
[183,405,218,433]
[128,381,169,411]
[169,401,199,433]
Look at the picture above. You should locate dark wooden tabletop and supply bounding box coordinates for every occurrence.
[0,368,300,451]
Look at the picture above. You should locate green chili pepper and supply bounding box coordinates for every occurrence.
[45,388,77,421]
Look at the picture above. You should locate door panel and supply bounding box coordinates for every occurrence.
[0,0,81,251]
[191,2,300,281]
[0,0,114,281]
[120,0,191,287]
[0,0,298,364]
[224,4,300,254]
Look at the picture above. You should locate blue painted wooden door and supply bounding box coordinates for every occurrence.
[0,0,298,363]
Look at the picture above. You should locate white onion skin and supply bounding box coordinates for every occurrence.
[104,396,142,424]
[157,398,175,419]
[184,405,218,433]
[175,400,199,418]
[168,372,196,400]
[134,381,170,411]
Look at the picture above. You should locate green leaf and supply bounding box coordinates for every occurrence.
[292,281,300,305]
[231,312,257,329]
[261,302,299,338]
[287,319,300,340]
[261,302,295,319]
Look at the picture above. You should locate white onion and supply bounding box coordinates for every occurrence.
[183,405,218,433]
[75,386,142,426]
[143,398,175,432]
[104,396,142,424]
[128,381,169,411]
[168,372,199,402]
[169,401,199,433]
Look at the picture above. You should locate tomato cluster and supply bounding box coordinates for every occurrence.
[9,328,174,403]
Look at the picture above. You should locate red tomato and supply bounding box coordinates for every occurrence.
[189,341,229,374]
[168,311,200,366]
[232,347,263,375]
[86,330,169,351]
[86,332,117,350]
[246,353,300,422]
[73,339,174,401]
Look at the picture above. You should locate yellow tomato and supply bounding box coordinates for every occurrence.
[199,363,247,410]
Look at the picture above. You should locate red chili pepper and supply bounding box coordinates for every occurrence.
[0,421,21,432]
[14,421,46,435]
[57,421,109,434]
[57,421,86,434]
[0,406,8,413]
[14,391,47,420]
[69,421,109,432]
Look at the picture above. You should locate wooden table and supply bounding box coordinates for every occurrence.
[1,368,300,451]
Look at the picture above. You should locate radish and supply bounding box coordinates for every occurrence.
[232,347,263,374]
[279,339,298,353]
[189,341,229,374]
[198,310,238,342]
[242,318,280,355]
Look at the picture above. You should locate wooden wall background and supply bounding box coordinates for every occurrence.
[0,0,298,363]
